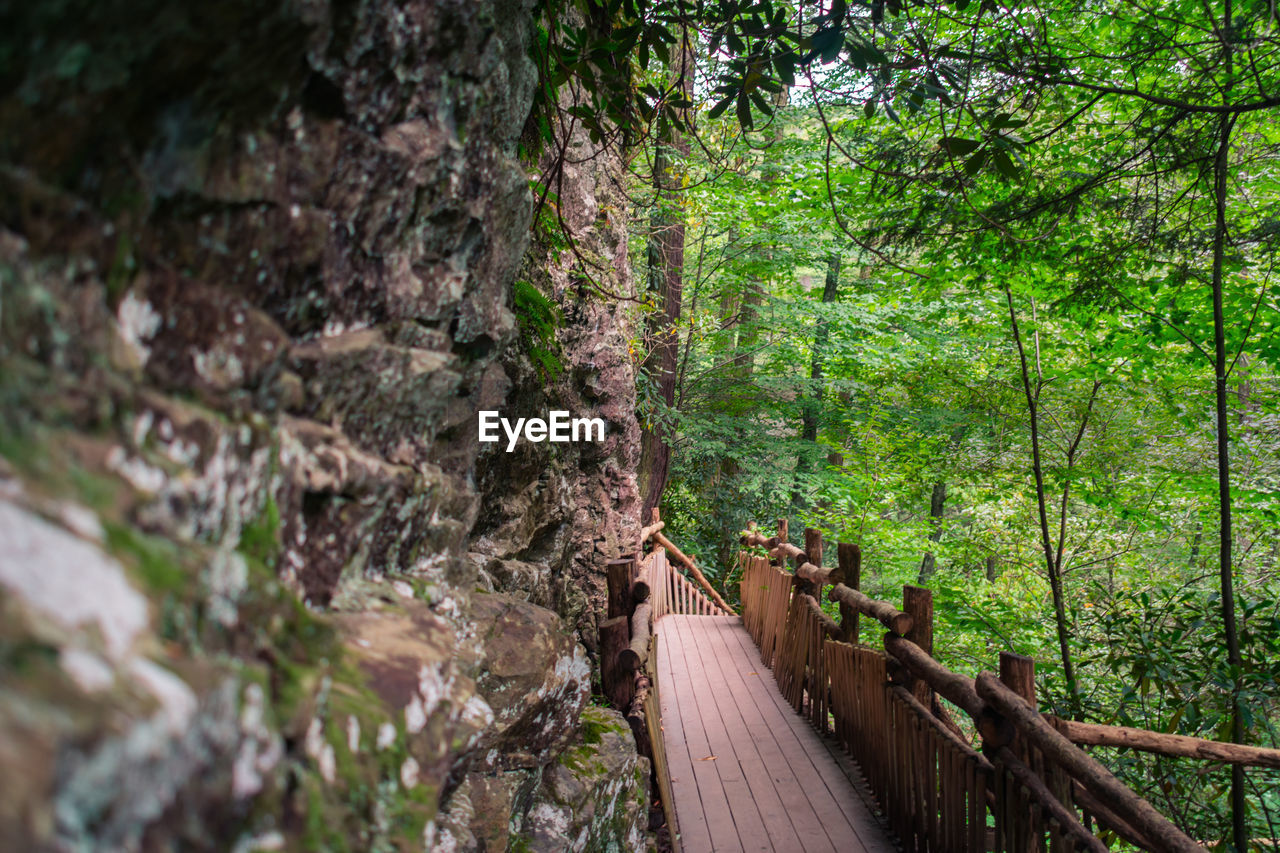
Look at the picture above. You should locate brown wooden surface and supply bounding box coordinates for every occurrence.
[998,652,1035,705]
[608,557,636,620]
[828,584,913,636]
[1053,716,1280,768]
[641,519,667,543]
[975,671,1202,853]
[902,585,934,708]
[656,614,896,853]
[837,543,861,644]
[794,559,837,587]
[599,614,632,709]
[620,601,652,670]
[645,634,682,851]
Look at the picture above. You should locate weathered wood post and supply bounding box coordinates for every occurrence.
[627,666,652,755]
[638,507,663,561]
[599,615,632,709]
[836,542,861,644]
[774,518,788,567]
[603,553,644,711]
[606,556,636,621]
[998,651,1039,852]
[797,527,822,598]
[903,585,934,707]
[631,573,651,606]
[999,652,1035,707]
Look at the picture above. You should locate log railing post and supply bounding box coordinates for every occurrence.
[639,506,665,552]
[620,601,652,671]
[774,518,789,568]
[837,543,861,644]
[798,527,822,598]
[607,556,636,621]
[999,652,1036,707]
[999,651,1036,758]
[998,651,1039,852]
[599,615,632,709]
[903,585,934,707]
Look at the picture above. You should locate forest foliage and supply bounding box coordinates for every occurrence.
[531,0,1280,845]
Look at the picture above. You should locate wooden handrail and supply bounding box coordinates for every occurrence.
[828,584,913,636]
[883,634,984,719]
[1053,717,1280,769]
[639,519,665,544]
[992,744,1111,853]
[890,684,993,772]
[1070,779,1163,850]
[744,527,850,597]
[743,529,806,561]
[619,601,652,670]
[794,560,839,586]
[801,593,842,638]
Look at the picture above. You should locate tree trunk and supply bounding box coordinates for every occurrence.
[638,33,694,520]
[794,252,840,507]
[714,278,763,569]
[1211,105,1246,852]
[1005,285,1081,718]
[917,481,946,584]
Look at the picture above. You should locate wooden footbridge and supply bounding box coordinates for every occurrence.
[600,515,1280,852]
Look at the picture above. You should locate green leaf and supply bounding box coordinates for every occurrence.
[708,93,735,120]
[774,52,796,86]
[806,27,843,64]
[736,93,754,130]
[992,150,1019,178]
[749,90,774,117]
[939,136,981,156]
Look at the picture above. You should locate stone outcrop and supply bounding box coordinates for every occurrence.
[0,1,647,850]
[471,89,643,656]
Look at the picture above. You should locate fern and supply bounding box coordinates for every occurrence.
[512,279,563,378]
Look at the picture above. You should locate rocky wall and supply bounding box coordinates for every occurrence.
[0,1,646,850]
[470,107,643,656]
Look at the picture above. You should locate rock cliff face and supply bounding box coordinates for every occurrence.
[472,111,643,653]
[0,1,645,850]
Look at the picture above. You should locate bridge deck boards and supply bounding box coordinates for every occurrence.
[657,614,899,853]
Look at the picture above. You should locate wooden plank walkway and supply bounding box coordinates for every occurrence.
[656,614,899,853]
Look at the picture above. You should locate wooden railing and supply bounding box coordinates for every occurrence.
[739,521,1222,853]
[596,513,737,851]
[651,546,724,618]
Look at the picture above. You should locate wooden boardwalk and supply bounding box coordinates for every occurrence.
[656,614,898,853]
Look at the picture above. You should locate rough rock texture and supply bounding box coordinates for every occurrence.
[470,102,643,654]
[0,1,647,850]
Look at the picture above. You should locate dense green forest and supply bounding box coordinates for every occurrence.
[535,0,1280,845]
